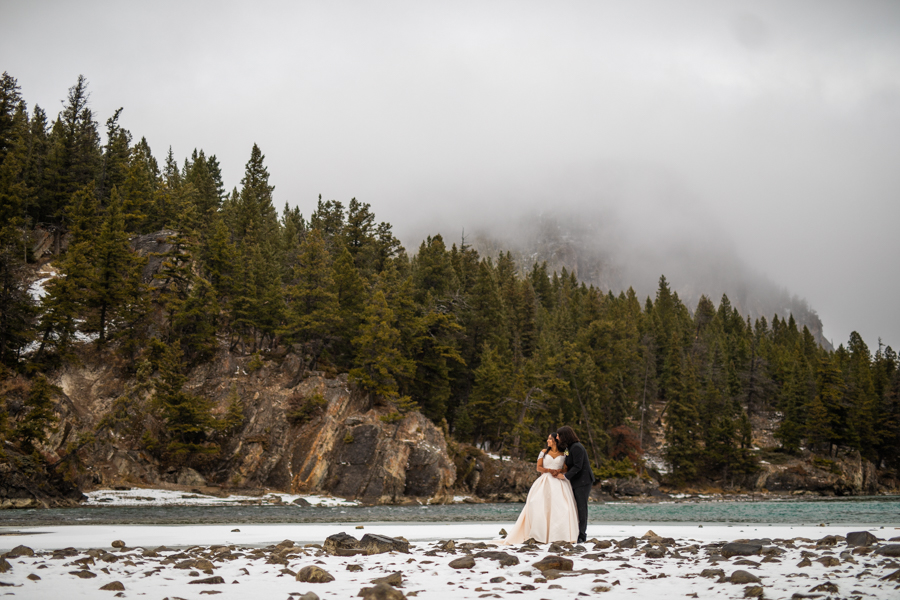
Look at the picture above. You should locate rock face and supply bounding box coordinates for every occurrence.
[748,451,879,495]
[37,349,456,504]
[0,450,86,509]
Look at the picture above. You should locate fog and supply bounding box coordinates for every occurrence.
[3,0,899,350]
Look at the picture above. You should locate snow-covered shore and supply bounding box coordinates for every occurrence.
[1,522,898,599]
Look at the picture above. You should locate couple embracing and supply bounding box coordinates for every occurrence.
[502,426,595,545]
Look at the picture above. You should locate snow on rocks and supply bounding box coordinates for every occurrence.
[0,524,898,599]
[83,487,359,507]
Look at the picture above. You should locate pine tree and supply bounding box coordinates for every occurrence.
[664,346,701,484]
[12,375,59,454]
[171,276,220,364]
[349,290,414,401]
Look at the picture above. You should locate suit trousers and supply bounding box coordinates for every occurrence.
[572,483,590,542]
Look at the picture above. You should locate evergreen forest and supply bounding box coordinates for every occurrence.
[1,73,899,485]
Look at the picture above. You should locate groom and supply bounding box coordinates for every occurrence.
[555,426,595,543]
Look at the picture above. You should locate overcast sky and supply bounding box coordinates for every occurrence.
[3,0,899,351]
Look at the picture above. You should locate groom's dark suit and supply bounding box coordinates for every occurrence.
[563,441,595,543]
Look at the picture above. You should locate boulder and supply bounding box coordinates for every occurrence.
[846,531,878,547]
[296,565,335,583]
[728,570,761,584]
[324,532,360,555]
[533,556,574,572]
[875,544,900,557]
[358,582,406,600]
[7,545,34,558]
[360,534,409,555]
[721,543,763,558]
[372,572,403,586]
[99,581,125,591]
[448,556,476,569]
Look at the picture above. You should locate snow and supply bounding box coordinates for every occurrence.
[84,488,359,508]
[0,523,897,599]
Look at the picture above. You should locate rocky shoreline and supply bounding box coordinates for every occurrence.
[1,525,898,599]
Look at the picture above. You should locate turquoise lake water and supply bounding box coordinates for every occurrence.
[1,497,898,527]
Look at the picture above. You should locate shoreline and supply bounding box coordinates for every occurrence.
[1,523,898,599]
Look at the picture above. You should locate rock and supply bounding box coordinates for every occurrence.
[815,556,840,567]
[439,540,455,552]
[533,556,574,572]
[347,564,364,572]
[645,548,666,559]
[700,569,725,579]
[474,551,520,566]
[372,572,403,586]
[809,582,838,593]
[616,537,637,549]
[292,497,312,506]
[449,556,476,569]
[593,584,612,593]
[296,565,335,583]
[100,581,125,591]
[593,540,612,549]
[298,593,320,600]
[489,576,505,583]
[880,569,900,582]
[743,585,764,598]
[7,545,34,558]
[721,543,763,558]
[0,558,11,573]
[324,532,360,554]
[796,558,812,567]
[27,574,40,581]
[99,553,119,563]
[360,534,409,555]
[194,558,215,571]
[70,570,98,578]
[176,467,208,487]
[358,582,406,600]
[846,531,878,546]
[729,570,761,584]
[110,540,125,548]
[875,544,900,557]
[499,528,507,538]
[189,576,225,584]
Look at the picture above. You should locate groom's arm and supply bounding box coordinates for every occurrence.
[564,445,587,481]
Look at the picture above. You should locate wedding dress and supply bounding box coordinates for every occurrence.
[502,451,579,544]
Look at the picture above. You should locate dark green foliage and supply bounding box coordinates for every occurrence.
[12,375,59,454]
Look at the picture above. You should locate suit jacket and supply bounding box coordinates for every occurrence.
[564,442,595,489]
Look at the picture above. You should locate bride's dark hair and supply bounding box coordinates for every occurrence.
[544,432,559,454]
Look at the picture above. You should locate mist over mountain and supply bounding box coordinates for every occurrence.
[398,162,830,349]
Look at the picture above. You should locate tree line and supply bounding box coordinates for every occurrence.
[1,73,898,483]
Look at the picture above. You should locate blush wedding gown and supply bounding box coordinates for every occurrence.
[502,450,579,544]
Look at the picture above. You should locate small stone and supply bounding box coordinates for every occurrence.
[231,528,240,532]
[7,545,34,558]
[111,540,126,548]
[815,556,840,567]
[356,525,365,529]
[700,569,724,579]
[27,574,40,581]
[810,582,838,593]
[99,553,119,563]
[797,557,812,568]
[645,548,666,559]
[372,572,402,587]
[297,593,319,600]
[521,584,536,590]
[593,540,612,549]
[721,543,763,558]
[593,584,612,593]
[449,556,476,569]
[358,582,406,599]
[743,584,764,598]
[0,558,11,573]
[880,569,900,582]
[499,528,507,537]
[347,564,364,572]
[489,576,505,583]
[296,565,335,583]
[616,537,637,549]
[324,532,360,555]
[532,555,574,572]
[70,570,98,579]
[439,540,455,552]
[100,581,125,591]
[190,576,226,584]
[729,570,761,584]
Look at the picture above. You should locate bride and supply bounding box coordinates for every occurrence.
[502,433,579,544]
